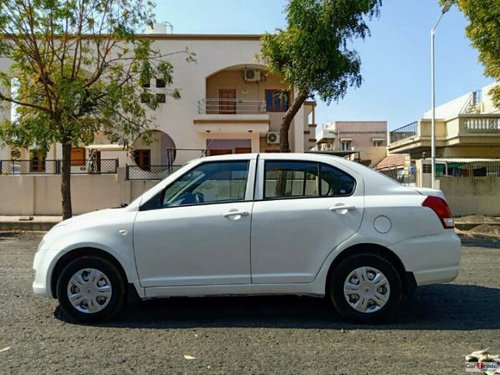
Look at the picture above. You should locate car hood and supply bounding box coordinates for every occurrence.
[58,208,126,229]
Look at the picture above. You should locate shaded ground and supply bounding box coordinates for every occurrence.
[0,232,499,374]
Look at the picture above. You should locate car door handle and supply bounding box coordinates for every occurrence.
[329,205,356,213]
[223,210,249,218]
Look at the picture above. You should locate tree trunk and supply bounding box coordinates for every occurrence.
[61,140,73,220]
[279,90,308,152]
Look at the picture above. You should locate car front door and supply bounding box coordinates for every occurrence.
[251,158,364,284]
[133,159,254,288]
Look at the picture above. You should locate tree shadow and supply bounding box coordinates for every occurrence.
[55,284,500,330]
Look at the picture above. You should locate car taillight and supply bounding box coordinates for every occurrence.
[422,196,454,228]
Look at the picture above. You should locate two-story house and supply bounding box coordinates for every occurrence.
[0,29,317,174]
[388,83,499,160]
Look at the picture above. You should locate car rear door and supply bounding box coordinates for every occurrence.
[250,156,364,284]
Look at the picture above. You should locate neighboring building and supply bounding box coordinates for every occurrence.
[388,83,500,160]
[0,30,317,171]
[314,121,387,166]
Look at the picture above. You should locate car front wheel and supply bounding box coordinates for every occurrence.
[329,253,403,322]
[56,256,126,323]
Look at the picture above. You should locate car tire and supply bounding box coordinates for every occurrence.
[328,253,403,323]
[56,256,126,323]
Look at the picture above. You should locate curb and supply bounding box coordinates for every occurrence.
[0,221,58,232]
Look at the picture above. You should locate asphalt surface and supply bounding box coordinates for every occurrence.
[0,232,499,374]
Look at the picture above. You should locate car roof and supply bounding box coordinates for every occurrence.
[200,152,353,169]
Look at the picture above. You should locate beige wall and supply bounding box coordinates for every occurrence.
[352,146,387,167]
[439,176,500,216]
[1,168,498,217]
[0,170,157,216]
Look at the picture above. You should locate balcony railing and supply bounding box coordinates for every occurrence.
[197,98,266,115]
[0,159,118,175]
[389,121,418,143]
[319,143,336,151]
[462,116,500,133]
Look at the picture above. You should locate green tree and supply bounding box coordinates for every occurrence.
[441,0,500,107]
[0,0,193,219]
[261,0,381,152]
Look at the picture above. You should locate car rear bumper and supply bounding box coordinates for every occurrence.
[390,230,461,286]
[412,266,459,285]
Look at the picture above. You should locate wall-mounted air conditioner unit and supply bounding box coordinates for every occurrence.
[266,132,280,144]
[244,69,261,82]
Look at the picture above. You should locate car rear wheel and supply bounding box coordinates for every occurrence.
[329,253,403,322]
[56,256,126,323]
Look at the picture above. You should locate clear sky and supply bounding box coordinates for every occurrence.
[154,0,494,131]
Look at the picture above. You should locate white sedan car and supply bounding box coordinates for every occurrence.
[33,153,461,323]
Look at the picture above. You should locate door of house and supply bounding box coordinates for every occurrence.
[135,149,151,171]
[71,147,86,166]
[235,147,251,154]
[209,149,232,156]
[219,89,236,114]
[29,150,46,172]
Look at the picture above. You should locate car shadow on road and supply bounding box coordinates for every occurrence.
[55,284,500,330]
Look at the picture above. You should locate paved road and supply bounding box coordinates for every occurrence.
[1,232,499,374]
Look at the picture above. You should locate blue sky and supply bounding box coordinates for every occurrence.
[154,0,493,131]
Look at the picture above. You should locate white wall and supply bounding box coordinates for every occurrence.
[423,82,499,119]
[423,92,471,120]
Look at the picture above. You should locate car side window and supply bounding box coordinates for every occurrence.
[319,163,356,196]
[264,161,319,199]
[141,161,249,210]
[262,160,356,200]
[165,161,249,207]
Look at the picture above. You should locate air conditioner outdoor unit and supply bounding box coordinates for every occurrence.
[266,132,280,144]
[244,69,261,82]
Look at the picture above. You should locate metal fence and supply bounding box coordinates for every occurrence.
[389,121,418,143]
[436,161,500,178]
[0,159,118,175]
[197,98,266,114]
[126,165,183,180]
[378,168,416,186]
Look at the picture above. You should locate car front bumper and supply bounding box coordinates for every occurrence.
[33,249,54,299]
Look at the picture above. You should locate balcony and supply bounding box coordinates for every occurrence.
[388,114,500,158]
[197,98,266,115]
[389,121,418,144]
[194,98,270,135]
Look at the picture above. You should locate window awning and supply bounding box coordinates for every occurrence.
[340,138,352,142]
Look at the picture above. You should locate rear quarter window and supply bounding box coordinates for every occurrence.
[319,163,356,196]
